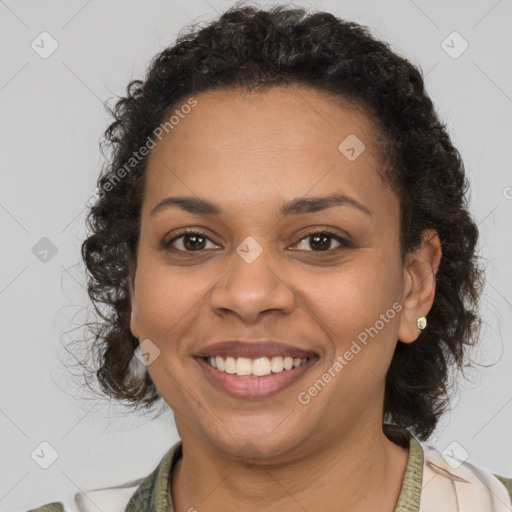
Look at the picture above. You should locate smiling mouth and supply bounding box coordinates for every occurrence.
[201,355,316,378]
[195,354,319,399]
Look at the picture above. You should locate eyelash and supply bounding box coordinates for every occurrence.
[164,228,352,255]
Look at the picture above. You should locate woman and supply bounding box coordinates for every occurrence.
[30,3,512,511]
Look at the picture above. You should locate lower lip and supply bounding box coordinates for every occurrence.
[195,357,319,399]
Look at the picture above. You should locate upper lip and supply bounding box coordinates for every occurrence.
[194,341,318,359]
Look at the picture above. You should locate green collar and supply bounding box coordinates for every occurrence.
[125,427,423,512]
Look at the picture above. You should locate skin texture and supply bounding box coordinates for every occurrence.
[128,85,442,512]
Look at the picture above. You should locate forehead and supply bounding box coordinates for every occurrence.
[143,85,394,219]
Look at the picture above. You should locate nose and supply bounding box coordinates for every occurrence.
[209,243,296,322]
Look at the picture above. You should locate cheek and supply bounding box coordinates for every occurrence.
[133,256,211,343]
[308,254,402,354]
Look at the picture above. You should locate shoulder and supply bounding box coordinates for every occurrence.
[495,475,512,502]
[26,480,143,512]
[26,441,181,512]
[416,438,512,511]
[27,504,65,512]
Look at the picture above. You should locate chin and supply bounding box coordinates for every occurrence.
[200,420,310,464]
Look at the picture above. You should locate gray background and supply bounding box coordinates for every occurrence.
[1,0,511,510]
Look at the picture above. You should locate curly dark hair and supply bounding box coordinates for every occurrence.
[79,2,484,440]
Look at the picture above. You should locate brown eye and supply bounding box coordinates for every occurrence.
[308,232,331,251]
[291,231,350,253]
[166,231,219,252]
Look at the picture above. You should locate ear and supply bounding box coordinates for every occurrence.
[127,258,140,340]
[397,229,442,343]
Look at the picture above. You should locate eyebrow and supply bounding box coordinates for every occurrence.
[150,191,372,218]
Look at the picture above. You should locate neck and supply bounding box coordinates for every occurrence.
[170,422,409,512]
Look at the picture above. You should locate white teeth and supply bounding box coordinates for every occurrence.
[215,356,225,371]
[235,357,253,376]
[253,357,271,376]
[225,356,236,374]
[205,355,309,376]
[270,356,283,372]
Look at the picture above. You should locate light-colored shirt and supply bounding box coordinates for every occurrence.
[27,425,512,512]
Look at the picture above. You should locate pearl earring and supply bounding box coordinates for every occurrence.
[417,316,427,330]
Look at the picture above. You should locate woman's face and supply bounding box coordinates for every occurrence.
[129,85,432,460]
